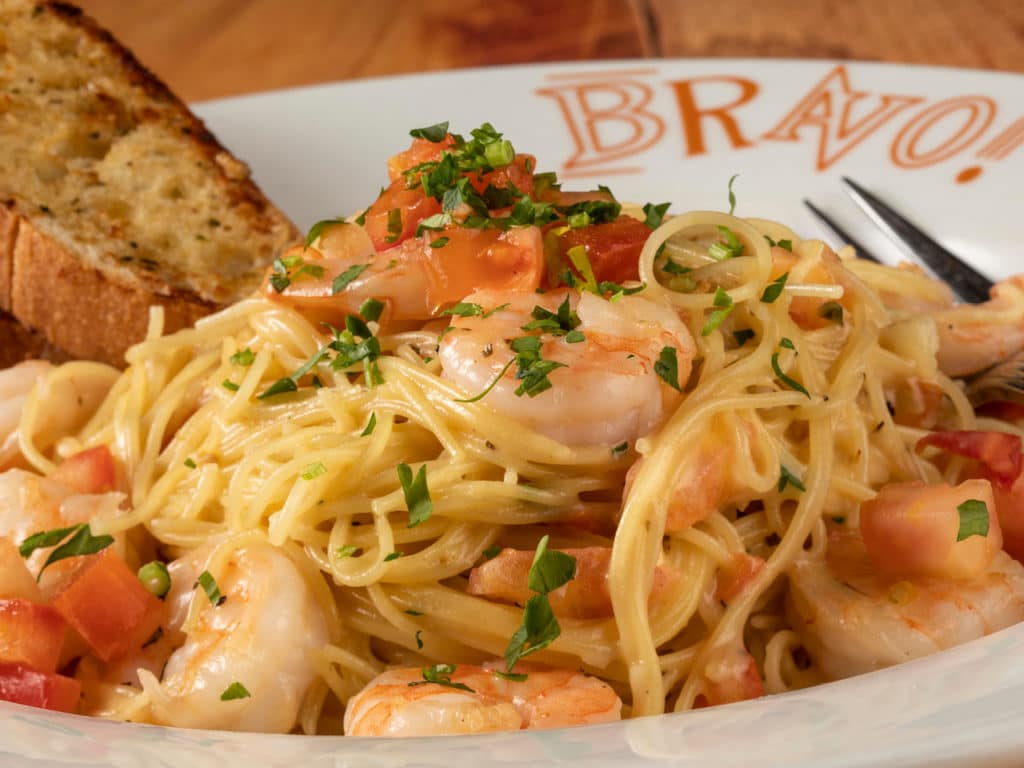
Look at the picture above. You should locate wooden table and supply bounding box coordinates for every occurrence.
[75,0,1023,103]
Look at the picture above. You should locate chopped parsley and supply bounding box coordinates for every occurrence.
[384,208,403,243]
[760,273,789,303]
[408,663,474,692]
[612,441,629,459]
[482,545,502,560]
[701,286,734,336]
[304,218,348,249]
[778,465,807,493]
[771,340,810,398]
[384,551,402,562]
[643,201,671,229]
[429,236,449,248]
[956,500,990,541]
[360,412,377,436]
[764,235,793,251]
[221,379,239,392]
[727,174,739,215]
[359,297,385,323]
[503,536,577,676]
[733,329,756,346]
[332,264,370,295]
[409,121,450,142]
[335,545,360,559]
[230,348,255,366]
[662,259,690,276]
[415,630,424,649]
[19,524,114,581]
[220,682,251,701]
[258,314,383,398]
[654,346,682,391]
[397,463,432,527]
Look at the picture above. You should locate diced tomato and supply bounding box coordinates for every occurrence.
[387,135,456,182]
[977,401,1024,423]
[467,154,536,198]
[860,480,1001,579]
[419,225,545,312]
[916,430,1023,487]
[49,446,117,494]
[0,599,66,673]
[0,661,80,713]
[51,550,164,662]
[699,646,764,707]
[467,546,675,619]
[363,178,442,252]
[715,553,766,603]
[547,215,651,287]
[916,430,1024,563]
[990,471,1024,562]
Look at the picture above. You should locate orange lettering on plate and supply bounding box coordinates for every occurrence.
[976,116,1024,161]
[891,96,996,169]
[537,77,665,177]
[763,65,922,171]
[668,76,759,156]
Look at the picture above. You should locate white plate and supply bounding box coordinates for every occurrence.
[4,59,1023,768]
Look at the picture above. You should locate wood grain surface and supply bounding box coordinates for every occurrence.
[72,0,1024,102]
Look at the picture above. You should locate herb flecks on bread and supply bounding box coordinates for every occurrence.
[0,0,299,365]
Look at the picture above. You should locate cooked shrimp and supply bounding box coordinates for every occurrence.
[143,539,328,733]
[932,275,1024,377]
[0,360,51,467]
[622,411,773,532]
[439,288,694,446]
[788,482,1024,680]
[343,663,621,737]
[467,546,677,619]
[266,223,544,329]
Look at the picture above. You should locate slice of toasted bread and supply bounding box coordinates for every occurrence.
[0,0,299,366]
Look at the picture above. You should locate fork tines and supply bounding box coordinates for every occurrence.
[840,177,993,304]
[802,199,881,264]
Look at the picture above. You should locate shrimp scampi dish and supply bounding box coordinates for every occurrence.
[2,121,1023,736]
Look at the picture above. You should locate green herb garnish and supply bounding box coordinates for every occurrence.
[701,286,734,336]
[761,273,789,303]
[197,570,225,606]
[654,346,682,391]
[220,682,251,701]
[778,465,807,493]
[408,663,475,692]
[397,463,432,527]
[956,499,990,541]
[708,226,744,261]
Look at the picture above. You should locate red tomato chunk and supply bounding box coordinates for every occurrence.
[0,599,66,673]
[50,445,117,494]
[51,550,164,662]
[0,661,80,713]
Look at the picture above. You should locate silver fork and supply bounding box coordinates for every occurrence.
[804,179,1023,405]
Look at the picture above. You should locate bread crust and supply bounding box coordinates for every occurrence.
[9,216,214,366]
